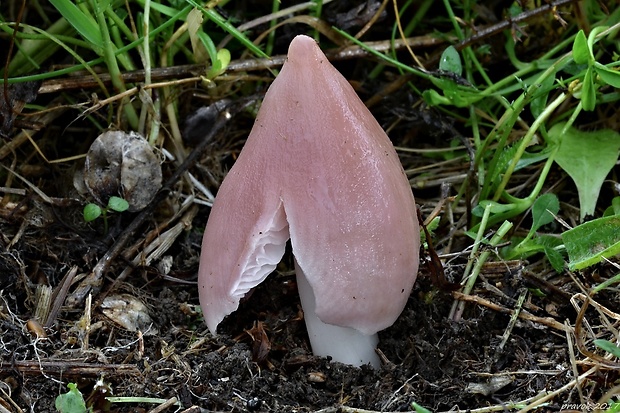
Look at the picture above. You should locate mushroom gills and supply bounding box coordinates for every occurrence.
[230,203,289,299]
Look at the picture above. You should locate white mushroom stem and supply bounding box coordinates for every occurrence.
[295,260,381,368]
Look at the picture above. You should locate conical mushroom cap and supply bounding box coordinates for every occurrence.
[198,35,420,335]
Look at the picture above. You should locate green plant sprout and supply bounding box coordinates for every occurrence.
[502,152,620,271]
[83,196,129,234]
[54,382,179,413]
[420,216,441,248]
[572,28,620,111]
[55,383,89,413]
[184,7,232,85]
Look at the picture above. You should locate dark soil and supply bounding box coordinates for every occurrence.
[0,244,594,413]
[1,1,619,412]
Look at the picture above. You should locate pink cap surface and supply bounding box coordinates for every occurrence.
[198,35,420,336]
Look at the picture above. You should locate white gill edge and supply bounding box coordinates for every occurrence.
[231,202,290,299]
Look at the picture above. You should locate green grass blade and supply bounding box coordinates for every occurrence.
[1,18,75,76]
[333,28,430,79]
[49,0,102,45]
[1,5,191,84]
[1,22,107,92]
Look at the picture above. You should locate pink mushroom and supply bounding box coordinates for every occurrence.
[198,35,419,368]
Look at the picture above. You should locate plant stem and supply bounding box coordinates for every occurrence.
[451,215,513,321]
[492,91,568,201]
[91,0,139,129]
[101,209,109,235]
[479,52,572,201]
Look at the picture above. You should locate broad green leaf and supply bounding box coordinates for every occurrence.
[83,203,102,222]
[572,30,591,65]
[108,196,129,212]
[439,46,462,76]
[613,197,620,215]
[50,0,102,45]
[547,122,620,219]
[594,339,620,358]
[55,382,88,413]
[594,63,620,88]
[562,215,620,270]
[217,48,231,69]
[531,193,559,232]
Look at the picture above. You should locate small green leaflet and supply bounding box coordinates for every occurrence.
[439,46,462,76]
[107,196,129,212]
[531,193,559,233]
[83,203,102,222]
[571,28,620,111]
[572,30,592,65]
